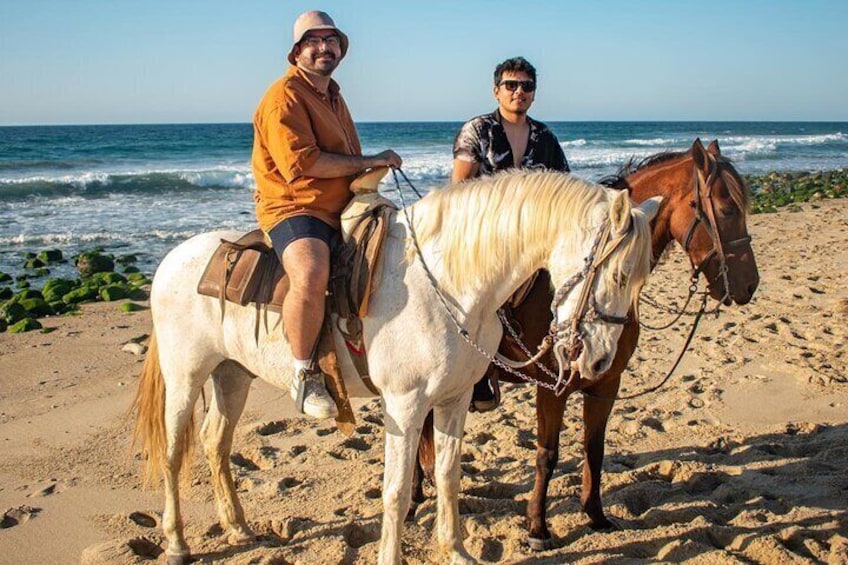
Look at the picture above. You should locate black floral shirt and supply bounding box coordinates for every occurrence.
[453,110,569,176]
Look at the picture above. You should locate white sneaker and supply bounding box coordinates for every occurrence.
[290,368,339,419]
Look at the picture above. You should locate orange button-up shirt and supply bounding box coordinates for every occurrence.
[252,65,362,232]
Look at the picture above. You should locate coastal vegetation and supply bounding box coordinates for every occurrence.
[0,249,150,333]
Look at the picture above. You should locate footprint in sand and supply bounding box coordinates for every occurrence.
[1,505,40,528]
[230,453,260,471]
[255,420,293,436]
[27,482,57,498]
[128,511,158,528]
[344,521,380,548]
[80,537,163,564]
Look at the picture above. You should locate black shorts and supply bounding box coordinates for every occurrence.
[267,215,339,258]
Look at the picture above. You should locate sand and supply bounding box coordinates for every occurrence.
[1,199,846,564]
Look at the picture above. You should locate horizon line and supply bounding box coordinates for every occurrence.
[2,119,848,128]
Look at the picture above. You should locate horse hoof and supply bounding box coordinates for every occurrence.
[589,516,621,532]
[227,530,256,546]
[526,536,553,551]
[166,554,189,565]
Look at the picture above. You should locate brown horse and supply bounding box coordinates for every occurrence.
[414,138,760,550]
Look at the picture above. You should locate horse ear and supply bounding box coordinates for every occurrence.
[691,138,709,173]
[609,190,633,235]
[707,139,721,156]
[637,196,662,223]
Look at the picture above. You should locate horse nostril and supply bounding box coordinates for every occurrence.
[592,357,609,375]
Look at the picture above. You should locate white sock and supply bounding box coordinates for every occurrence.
[293,358,311,376]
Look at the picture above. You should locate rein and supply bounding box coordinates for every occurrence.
[390,168,628,397]
[588,156,747,401]
[505,156,749,402]
[681,159,752,310]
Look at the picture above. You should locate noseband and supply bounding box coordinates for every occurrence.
[681,157,752,304]
[497,216,634,395]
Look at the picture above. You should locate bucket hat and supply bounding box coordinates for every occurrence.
[287,11,349,65]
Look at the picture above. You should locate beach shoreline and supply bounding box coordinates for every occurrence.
[1,198,846,563]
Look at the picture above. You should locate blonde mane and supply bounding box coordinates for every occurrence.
[410,170,653,299]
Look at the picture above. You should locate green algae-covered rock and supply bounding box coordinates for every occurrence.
[0,287,12,300]
[75,252,115,277]
[14,289,44,302]
[119,302,146,313]
[1,302,28,324]
[122,265,141,274]
[8,318,42,333]
[100,284,129,302]
[116,254,138,265]
[62,286,98,305]
[18,297,53,318]
[24,258,46,269]
[126,273,151,285]
[48,300,69,315]
[42,278,77,303]
[86,271,127,287]
[33,268,50,277]
[38,249,63,263]
[0,272,11,283]
[15,280,30,289]
[128,287,149,301]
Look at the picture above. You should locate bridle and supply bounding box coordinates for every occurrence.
[680,155,752,306]
[390,167,633,396]
[503,155,754,401]
[493,215,634,396]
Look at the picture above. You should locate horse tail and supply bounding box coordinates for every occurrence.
[131,331,195,486]
[417,410,436,485]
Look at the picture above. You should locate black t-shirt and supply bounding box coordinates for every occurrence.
[453,110,570,176]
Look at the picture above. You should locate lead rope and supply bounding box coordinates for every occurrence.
[584,290,709,401]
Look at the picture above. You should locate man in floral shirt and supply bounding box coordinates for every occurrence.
[452,56,570,411]
[452,57,569,182]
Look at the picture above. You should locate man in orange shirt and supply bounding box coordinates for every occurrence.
[252,10,401,419]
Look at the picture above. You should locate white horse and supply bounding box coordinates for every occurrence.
[132,171,660,564]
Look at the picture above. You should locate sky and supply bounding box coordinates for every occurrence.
[1,0,847,125]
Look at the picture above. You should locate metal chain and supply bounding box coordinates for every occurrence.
[391,168,566,393]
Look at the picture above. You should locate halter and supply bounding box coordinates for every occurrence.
[545,217,633,392]
[390,168,634,397]
[681,156,752,306]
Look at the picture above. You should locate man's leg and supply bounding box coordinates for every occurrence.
[277,232,338,419]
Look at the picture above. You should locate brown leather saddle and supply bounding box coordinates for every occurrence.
[195,169,396,434]
[196,170,396,336]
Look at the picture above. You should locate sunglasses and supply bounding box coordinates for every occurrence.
[498,80,536,93]
[301,34,341,48]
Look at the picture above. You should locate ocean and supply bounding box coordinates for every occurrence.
[1,121,846,277]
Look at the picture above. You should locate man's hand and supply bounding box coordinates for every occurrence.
[368,150,402,169]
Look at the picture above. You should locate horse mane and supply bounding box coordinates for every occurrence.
[600,149,750,212]
[410,170,653,299]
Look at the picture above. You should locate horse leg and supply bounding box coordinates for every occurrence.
[433,391,476,564]
[378,394,428,565]
[526,385,568,551]
[161,378,205,564]
[409,409,436,521]
[199,362,255,546]
[581,374,621,530]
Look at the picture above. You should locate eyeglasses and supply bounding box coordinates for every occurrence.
[498,80,536,93]
[301,34,341,49]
